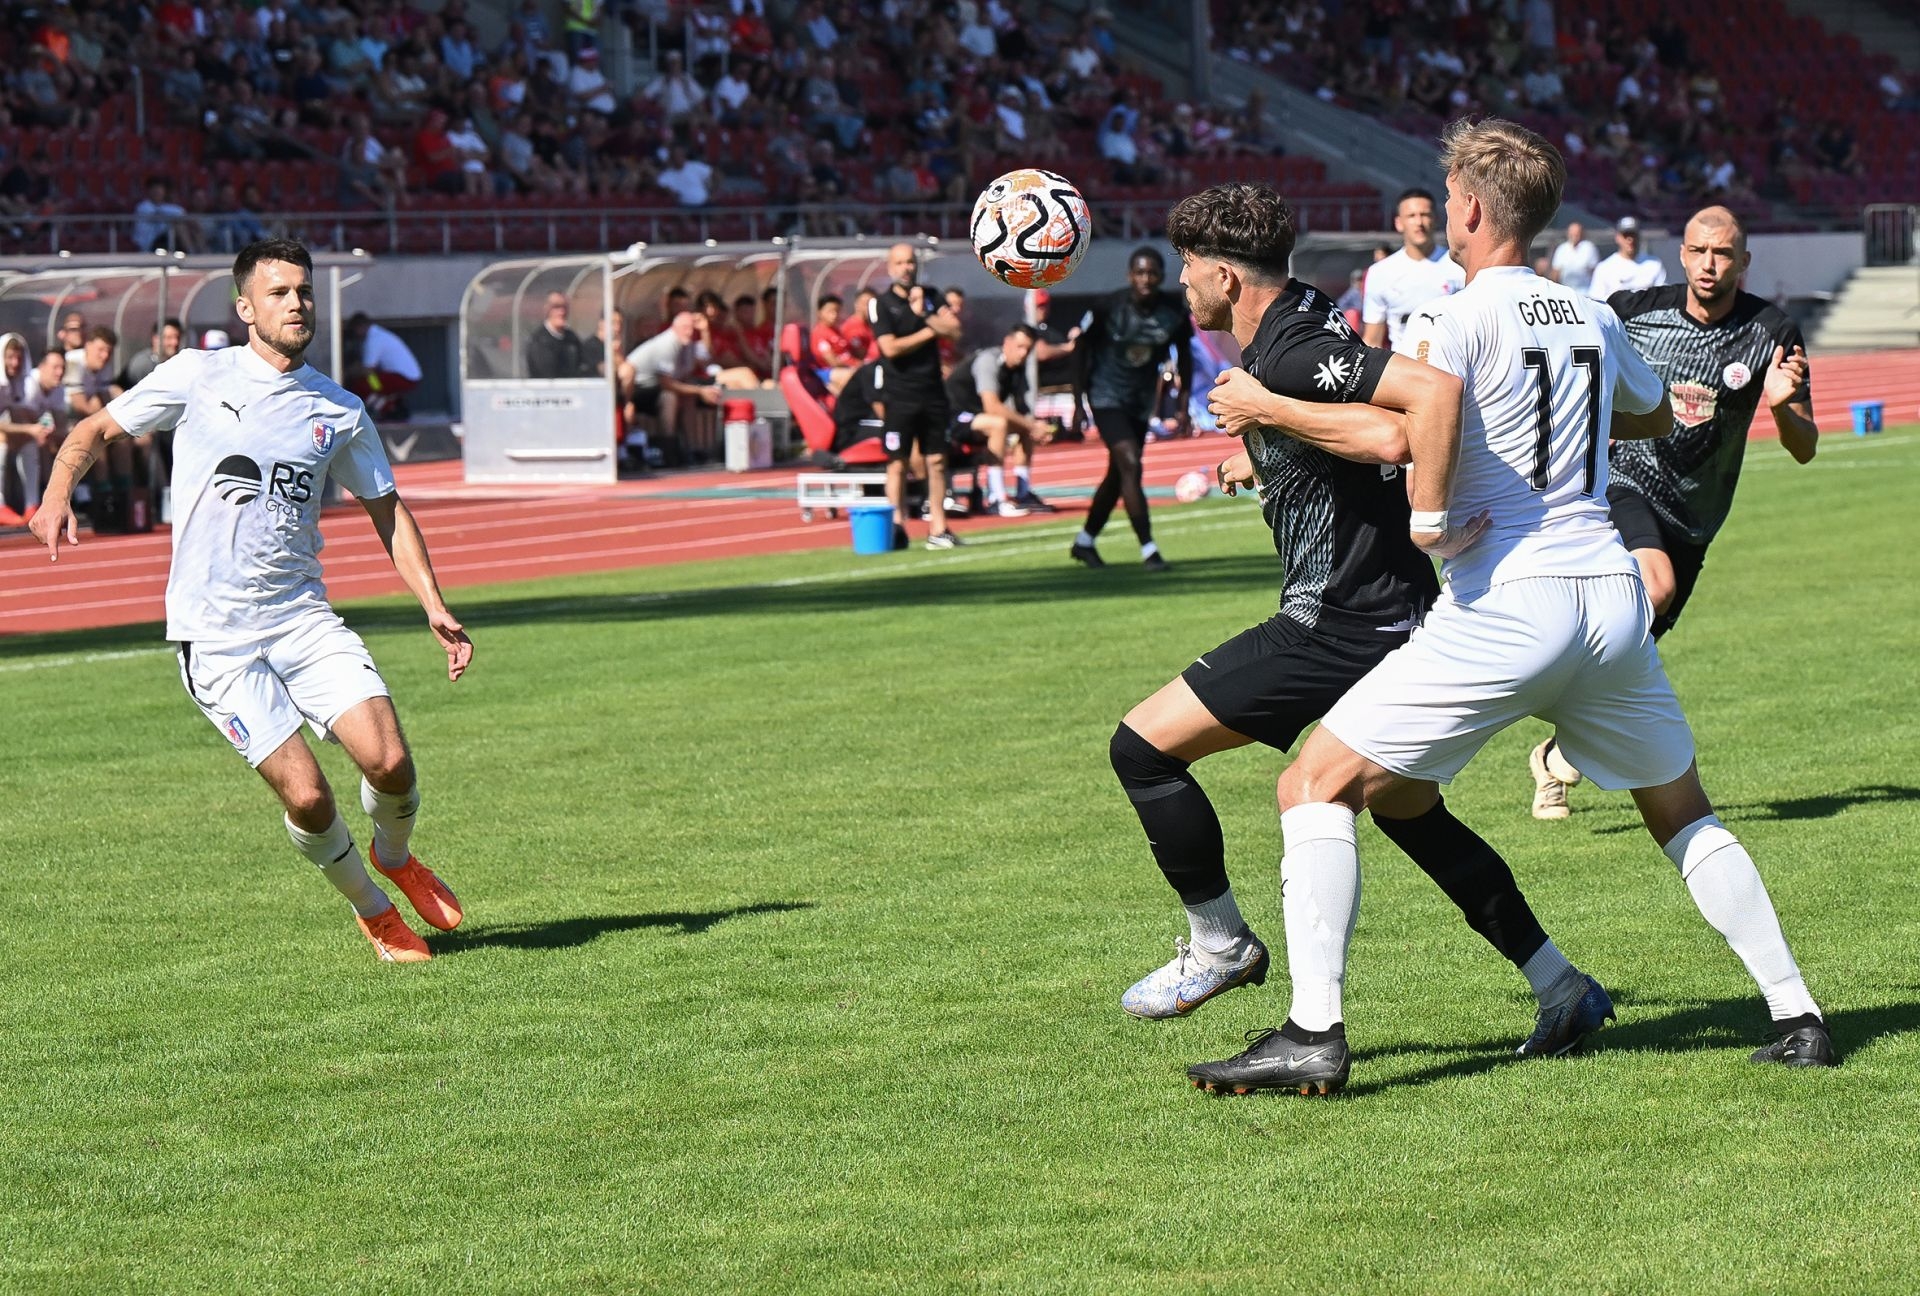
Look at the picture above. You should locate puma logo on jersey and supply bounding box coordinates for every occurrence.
[220,401,246,421]
[1314,355,1353,392]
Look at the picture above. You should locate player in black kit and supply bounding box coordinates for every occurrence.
[1070,247,1193,571]
[1110,185,1610,1071]
[870,242,966,550]
[1527,205,1818,819]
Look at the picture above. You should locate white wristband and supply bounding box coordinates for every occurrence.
[1409,509,1449,532]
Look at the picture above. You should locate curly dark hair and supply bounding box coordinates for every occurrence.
[1165,183,1297,282]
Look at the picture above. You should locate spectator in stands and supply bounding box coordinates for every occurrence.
[1587,216,1668,300]
[562,0,602,60]
[441,19,481,81]
[656,144,714,206]
[121,319,185,389]
[568,46,618,115]
[205,182,270,253]
[345,313,423,420]
[1549,221,1598,293]
[414,109,472,196]
[132,177,199,253]
[444,115,495,194]
[642,50,702,119]
[1522,54,1566,112]
[712,63,753,122]
[883,148,939,207]
[803,55,865,152]
[1064,18,1102,79]
[624,311,720,465]
[526,292,586,378]
[1813,120,1860,176]
[1099,88,1144,181]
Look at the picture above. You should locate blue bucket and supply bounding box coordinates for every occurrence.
[849,503,895,554]
[1851,401,1884,435]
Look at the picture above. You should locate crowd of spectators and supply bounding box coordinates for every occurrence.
[1219,0,1917,222]
[0,0,1284,249]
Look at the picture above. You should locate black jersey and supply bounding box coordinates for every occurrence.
[832,361,883,451]
[869,284,942,402]
[1033,317,1077,389]
[1607,285,1808,545]
[1239,281,1439,634]
[1082,289,1192,411]
[944,345,1028,416]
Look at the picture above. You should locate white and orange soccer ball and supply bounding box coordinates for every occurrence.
[968,168,1092,289]
[1174,469,1212,504]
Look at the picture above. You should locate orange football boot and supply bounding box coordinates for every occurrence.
[356,905,431,962]
[372,850,464,931]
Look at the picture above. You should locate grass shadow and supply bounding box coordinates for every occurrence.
[1585,784,1920,835]
[425,900,815,955]
[1333,990,1920,1096]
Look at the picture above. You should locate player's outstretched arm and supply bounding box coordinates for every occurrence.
[1765,344,1818,463]
[360,492,474,682]
[1209,366,1411,464]
[1391,353,1465,516]
[28,408,128,561]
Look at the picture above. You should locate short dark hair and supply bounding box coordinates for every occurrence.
[666,286,689,300]
[694,290,725,311]
[233,237,313,295]
[818,293,843,308]
[1395,187,1437,210]
[944,286,965,299]
[1165,184,1296,281]
[1128,245,1165,268]
[85,325,117,347]
[733,293,756,309]
[160,316,184,333]
[1004,323,1037,341]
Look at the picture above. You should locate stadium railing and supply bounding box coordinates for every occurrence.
[11,194,1384,259]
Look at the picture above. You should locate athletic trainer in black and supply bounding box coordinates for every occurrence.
[1750,1022,1838,1068]
[1187,1026,1350,1096]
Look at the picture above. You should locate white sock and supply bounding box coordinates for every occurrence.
[360,777,421,872]
[1185,887,1248,963]
[1520,939,1579,1005]
[18,440,40,508]
[286,813,391,918]
[1279,803,1360,1032]
[1665,815,1821,1023]
[986,466,1005,502]
[1141,541,1160,560]
[1075,527,1096,547]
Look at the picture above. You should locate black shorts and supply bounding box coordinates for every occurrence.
[1181,613,1410,751]
[1091,406,1150,447]
[884,397,952,461]
[631,385,662,416]
[1607,484,1707,637]
[947,410,986,448]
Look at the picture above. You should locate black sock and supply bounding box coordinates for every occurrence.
[1109,722,1228,906]
[1772,1011,1824,1036]
[1279,1018,1346,1045]
[1372,797,1550,968]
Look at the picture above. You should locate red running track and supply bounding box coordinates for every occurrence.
[4,346,1915,638]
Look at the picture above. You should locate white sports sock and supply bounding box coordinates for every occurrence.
[1279,803,1361,1032]
[360,777,421,873]
[986,466,1006,502]
[17,440,40,508]
[1665,815,1821,1023]
[1141,541,1160,560]
[1075,528,1096,547]
[286,813,390,918]
[1520,939,1579,1005]
[1185,887,1248,963]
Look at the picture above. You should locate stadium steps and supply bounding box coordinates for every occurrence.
[1812,265,1920,352]
[1775,0,1920,72]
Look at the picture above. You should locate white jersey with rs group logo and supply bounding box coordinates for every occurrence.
[106,345,396,644]
[1398,265,1667,595]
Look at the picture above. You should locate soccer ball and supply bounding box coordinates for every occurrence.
[969,169,1092,289]
[1174,469,1212,504]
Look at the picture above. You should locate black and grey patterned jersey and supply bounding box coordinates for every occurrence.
[1239,281,1439,634]
[1082,289,1193,411]
[1607,285,1808,545]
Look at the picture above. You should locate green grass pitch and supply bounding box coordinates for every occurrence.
[3,430,1918,1293]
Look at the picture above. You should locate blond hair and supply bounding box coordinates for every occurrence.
[1438,117,1566,245]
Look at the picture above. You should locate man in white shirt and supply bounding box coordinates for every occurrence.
[1586,215,1668,300]
[566,45,617,114]
[29,237,474,965]
[1188,117,1833,1097]
[624,310,719,464]
[345,312,423,420]
[0,346,66,523]
[1361,187,1466,350]
[655,145,713,207]
[1548,220,1598,292]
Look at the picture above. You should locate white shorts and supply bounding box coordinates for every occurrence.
[1319,573,1695,790]
[175,610,391,768]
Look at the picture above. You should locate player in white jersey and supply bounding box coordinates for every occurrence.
[1360,188,1467,351]
[1187,120,1833,1098]
[29,239,472,964]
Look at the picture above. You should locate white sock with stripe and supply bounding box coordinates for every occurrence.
[360,778,421,873]
[286,813,390,918]
[1665,815,1821,1023]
